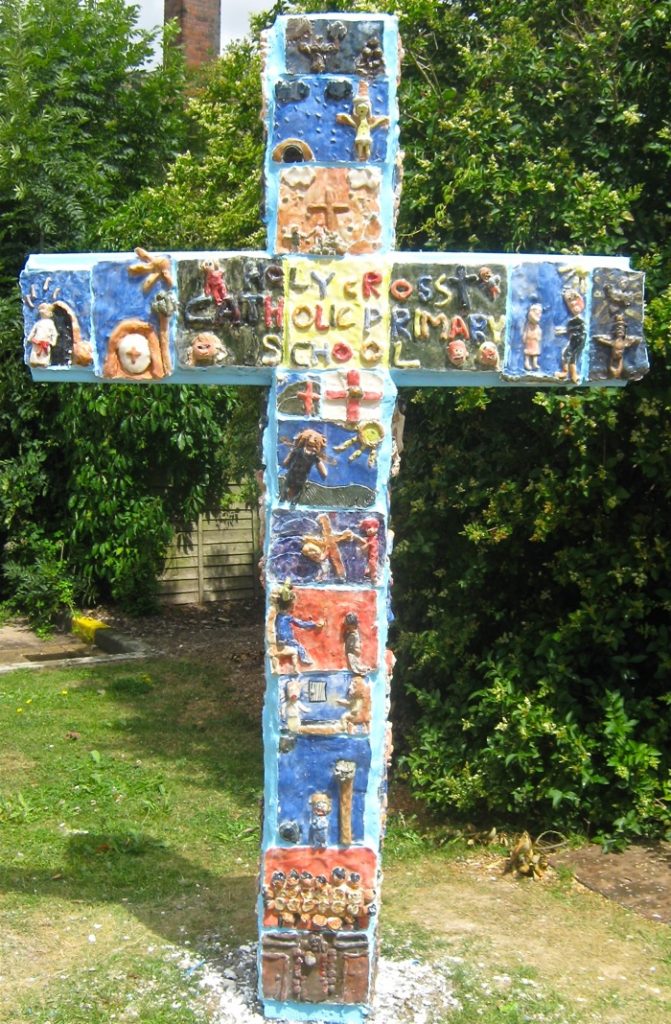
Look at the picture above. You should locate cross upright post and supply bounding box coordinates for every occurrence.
[20,12,648,1022]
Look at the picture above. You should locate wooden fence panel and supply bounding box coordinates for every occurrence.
[157,497,260,605]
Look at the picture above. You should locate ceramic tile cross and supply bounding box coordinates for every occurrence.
[20,13,648,1023]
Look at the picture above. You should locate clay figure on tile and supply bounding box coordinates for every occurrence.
[522,301,543,372]
[447,264,480,311]
[446,338,469,368]
[281,678,310,732]
[336,80,389,162]
[268,579,324,673]
[337,675,371,735]
[476,340,500,371]
[281,428,329,502]
[27,302,58,367]
[343,612,369,675]
[102,319,166,379]
[593,314,643,379]
[200,258,227,306]
[301,513,357,581]
[187,331,231,367]
[309,792,332,847]
[554,288,586,383]
[334,759,357,846]
[119,249,174,378]
[588,268,646,381]
[477,266,502,302]
[277,732,372,847]
[357,516,381,584]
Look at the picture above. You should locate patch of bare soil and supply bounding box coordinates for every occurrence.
[90,600,264,658]
[552,841,671,925]
[384,852,671,1019]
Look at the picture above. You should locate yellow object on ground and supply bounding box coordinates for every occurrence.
[71,615,110,644]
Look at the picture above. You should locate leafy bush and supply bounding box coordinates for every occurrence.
[2,530,74,634]
[394,286,671,841]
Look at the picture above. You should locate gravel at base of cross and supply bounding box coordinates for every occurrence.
[169,942,460,1024]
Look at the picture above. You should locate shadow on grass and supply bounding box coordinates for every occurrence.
[1,648,267,948]
[0,830,259,947]
[72,654,266,802]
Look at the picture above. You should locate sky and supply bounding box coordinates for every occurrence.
[134,0,271,50]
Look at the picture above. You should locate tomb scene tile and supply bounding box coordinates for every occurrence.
[20,268,93,371]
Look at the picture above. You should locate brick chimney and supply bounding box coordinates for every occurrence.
[164,0,221,68]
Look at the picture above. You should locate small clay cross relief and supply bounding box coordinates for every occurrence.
[301,512,358,581]
[19,13,648,1023]
[324,369,383,423]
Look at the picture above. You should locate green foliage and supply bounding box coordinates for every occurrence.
[58,383,258,611]
[384,0,671,840]
[2,531,75,634]
[0,4,261,614]
[395,287,671,839]
[98,41,266,252]
[0,0,187,285]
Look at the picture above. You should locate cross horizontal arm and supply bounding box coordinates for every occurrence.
[21,248,646,387]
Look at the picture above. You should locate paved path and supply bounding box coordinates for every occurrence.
[0,620,94,666]
[0,619,147,672]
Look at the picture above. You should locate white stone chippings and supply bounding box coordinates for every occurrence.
[168,943,460,1024]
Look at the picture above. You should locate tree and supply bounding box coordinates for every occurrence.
[0,0,188,285]
[382,0,671,842]
[0,0,261,616]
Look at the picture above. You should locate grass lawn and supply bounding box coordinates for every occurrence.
[1,656,670,1023]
